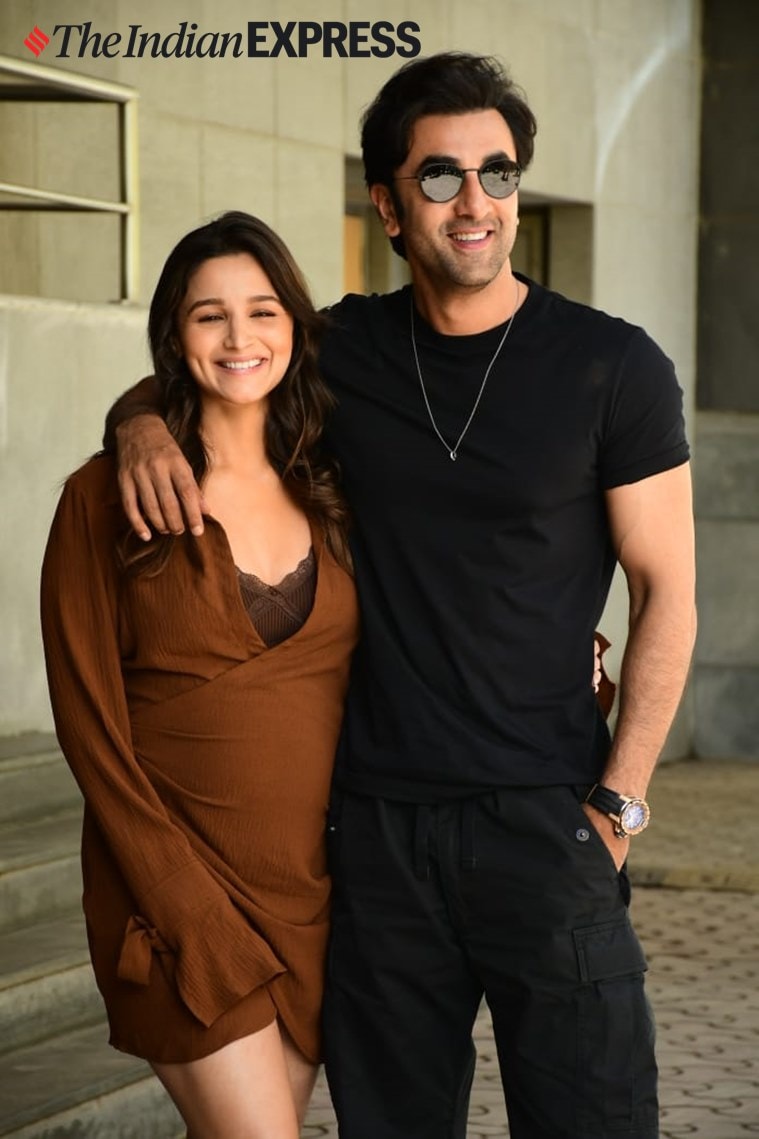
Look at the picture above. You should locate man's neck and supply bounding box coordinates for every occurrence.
[410,268,525,336]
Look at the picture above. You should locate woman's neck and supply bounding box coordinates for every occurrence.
[199,400,272,478]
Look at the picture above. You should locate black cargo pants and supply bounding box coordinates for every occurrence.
[323,785,658,1138]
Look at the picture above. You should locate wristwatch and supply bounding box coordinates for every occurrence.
[585,784,651,838]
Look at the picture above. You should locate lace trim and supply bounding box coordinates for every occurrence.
[236,548,315,596]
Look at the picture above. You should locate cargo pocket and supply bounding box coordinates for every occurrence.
[568,785,632,907]
[573,919,658,1135]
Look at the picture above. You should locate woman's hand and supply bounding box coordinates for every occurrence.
[593,634,616,718]
[116,415,205,540]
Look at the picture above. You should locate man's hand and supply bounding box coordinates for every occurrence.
[116,415,205,541]
[582,802,629,871]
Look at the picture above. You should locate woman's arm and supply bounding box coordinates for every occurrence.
[40,467,284,1026]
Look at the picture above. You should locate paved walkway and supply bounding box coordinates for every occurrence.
[302,759,759,1138]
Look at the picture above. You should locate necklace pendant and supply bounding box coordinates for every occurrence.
[410,277,519,465]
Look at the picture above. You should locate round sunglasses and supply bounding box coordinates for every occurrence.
[395,159,521,203]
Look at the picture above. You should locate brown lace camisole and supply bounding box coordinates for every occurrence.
[236,549,316,647]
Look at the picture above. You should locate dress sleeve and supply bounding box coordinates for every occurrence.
[40,471,285,1027]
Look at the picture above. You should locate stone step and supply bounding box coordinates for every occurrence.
[0,736,59,764]
[0,741,184,1139]
[0,1023,183,1138]
[0,747,79,826]
[0,811,82,933]
[0,912,102,1054]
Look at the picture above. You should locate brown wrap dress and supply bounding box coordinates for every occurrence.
[40,455,359,1064]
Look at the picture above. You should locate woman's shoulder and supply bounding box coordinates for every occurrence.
[57,455,124,541]
[45,456,124,576]
[63,453,120,505]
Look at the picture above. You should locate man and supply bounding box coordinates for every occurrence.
[107,52,695,1139]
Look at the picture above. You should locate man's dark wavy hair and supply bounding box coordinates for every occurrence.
[361,52,537,258]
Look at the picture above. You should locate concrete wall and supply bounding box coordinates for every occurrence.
[0,0,702,739]
[697,0,759,414]
[0,298,150,730]
[689,1,759,760]
[693,414,759,758]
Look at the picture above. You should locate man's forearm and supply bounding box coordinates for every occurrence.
[102,375,161,452]
[601,586,697,798]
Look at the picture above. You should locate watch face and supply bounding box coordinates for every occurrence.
[620,799,650,835]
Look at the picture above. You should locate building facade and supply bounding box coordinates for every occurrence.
[1,0,753,759]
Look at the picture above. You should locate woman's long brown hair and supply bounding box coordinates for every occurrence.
[120,211,350,576]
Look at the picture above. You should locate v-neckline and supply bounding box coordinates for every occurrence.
[203,514,323,654]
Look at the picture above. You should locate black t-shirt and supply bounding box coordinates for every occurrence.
[320,277,689,800]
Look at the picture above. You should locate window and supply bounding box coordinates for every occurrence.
[0,53,138,301]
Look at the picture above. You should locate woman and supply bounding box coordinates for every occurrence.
[40,212,359,1138]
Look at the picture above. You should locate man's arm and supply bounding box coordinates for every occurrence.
[104,377,205,540]
[585,462,697,866]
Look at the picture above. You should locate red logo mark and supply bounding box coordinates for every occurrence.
[24,26,50,56]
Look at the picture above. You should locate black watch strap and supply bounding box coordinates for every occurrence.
[585,783,650,837]
[585,784,627,817]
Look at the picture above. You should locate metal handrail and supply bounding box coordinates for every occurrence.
[0,182,130,212]
[0,52,136,102]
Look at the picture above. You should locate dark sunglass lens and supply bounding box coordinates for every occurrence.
[419,166,463,202]
[480,164,520,199]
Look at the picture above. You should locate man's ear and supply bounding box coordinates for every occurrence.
[369,184,401,238]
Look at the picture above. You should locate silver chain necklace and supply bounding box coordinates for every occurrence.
[410,278,520,461]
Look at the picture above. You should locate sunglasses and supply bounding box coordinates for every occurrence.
[395,159,521,203]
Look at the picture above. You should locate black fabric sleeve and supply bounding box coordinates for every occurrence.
[599,329,690,489]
